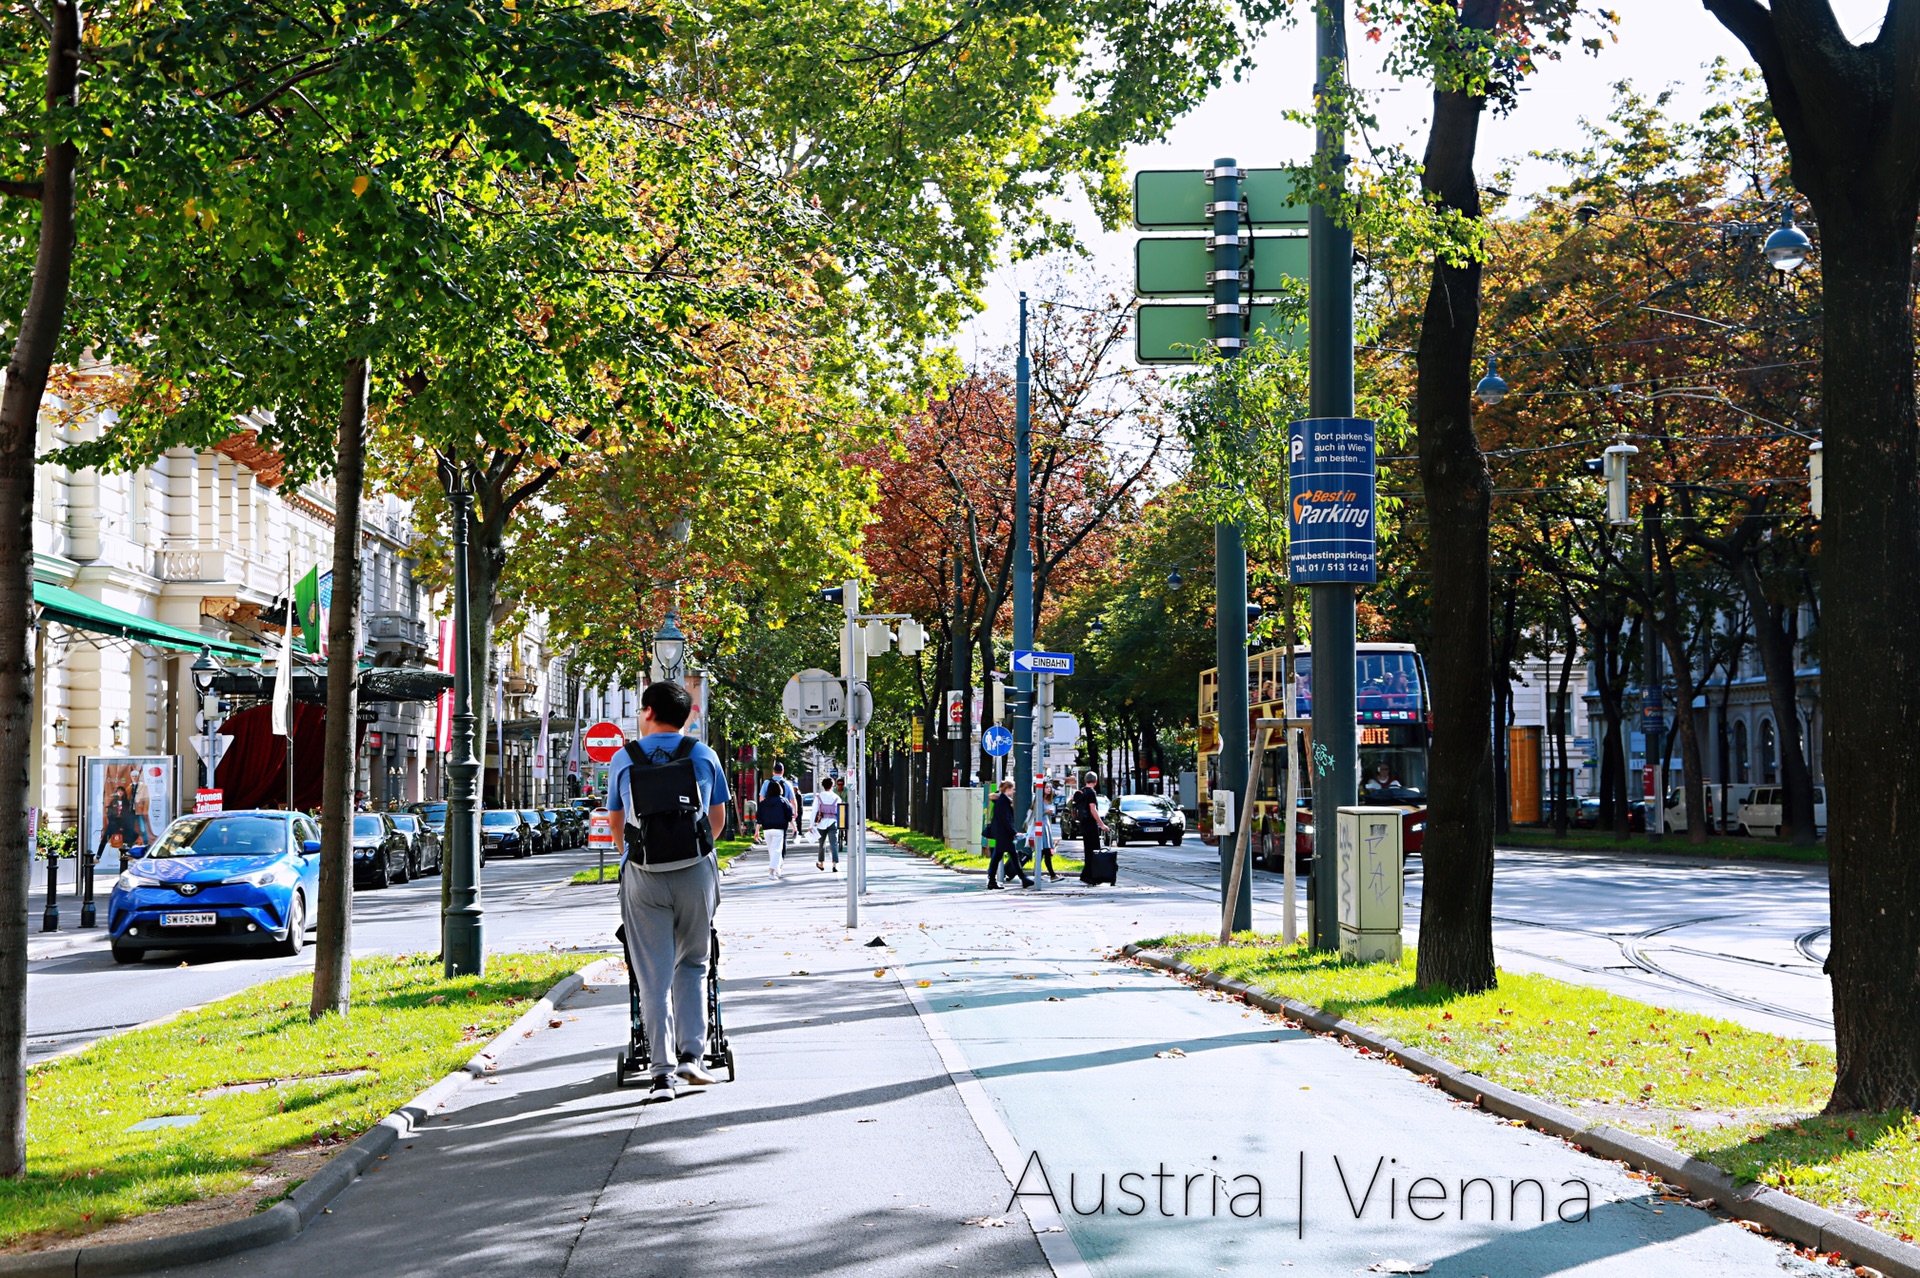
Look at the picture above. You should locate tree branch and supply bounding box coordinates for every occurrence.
[0,179,42,201]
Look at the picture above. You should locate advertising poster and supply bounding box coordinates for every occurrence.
[1288,416,1378,584]
[82,755,176,864]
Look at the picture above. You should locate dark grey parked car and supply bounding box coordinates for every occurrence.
[519,810,551,855]
[352,813,411,888]
[536,809,567,850]
[554,807,584,848]
[389,812,442,878]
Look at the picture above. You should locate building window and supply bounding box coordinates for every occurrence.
[1734,721,1749,784]
[1547,691,1573,736]
[1760,718,1777,784]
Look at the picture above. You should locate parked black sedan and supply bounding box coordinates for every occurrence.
[1112,795,1186,847]
[536,809,568,850]
[389,812,442,878]
[480,809,532,859]
[352,813,412,888]
[519,810,551,855]
[551,807,582,849]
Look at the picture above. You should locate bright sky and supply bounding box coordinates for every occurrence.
[962,0,1886,359]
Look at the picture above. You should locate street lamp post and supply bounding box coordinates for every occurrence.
[652,611,687,683]
[441,472,485,976]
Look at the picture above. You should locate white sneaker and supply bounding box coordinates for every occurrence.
[675,1055,717,1086]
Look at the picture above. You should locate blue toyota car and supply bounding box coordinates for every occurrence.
[108,810,322,965]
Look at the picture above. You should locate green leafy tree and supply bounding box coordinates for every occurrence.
[14,0,650,1039]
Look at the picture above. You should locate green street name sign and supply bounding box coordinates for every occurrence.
[1132,168,1309,230]
[1134,234,1310,298]
[1135,304,1302,365]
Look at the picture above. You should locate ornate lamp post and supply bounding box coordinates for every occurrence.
[440,464,485,976]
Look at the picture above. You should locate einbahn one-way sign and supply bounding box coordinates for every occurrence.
[1012,650,1075,675]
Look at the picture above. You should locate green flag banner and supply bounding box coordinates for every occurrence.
[294,566,320,655]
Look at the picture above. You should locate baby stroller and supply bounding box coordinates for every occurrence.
[614,923,736,1086]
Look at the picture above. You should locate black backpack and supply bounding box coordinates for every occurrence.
[621,739,714,867]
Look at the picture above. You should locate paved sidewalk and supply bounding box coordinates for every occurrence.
[159,841,1828,1277]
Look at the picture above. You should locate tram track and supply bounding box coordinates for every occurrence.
[1111,849,1836,1034]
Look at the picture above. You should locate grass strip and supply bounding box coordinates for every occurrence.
[1137,934,1917,1243]
[569,839,748,885]
[1499,827,1826,863]
[869,822,1083,875]
[13,951,589,1247]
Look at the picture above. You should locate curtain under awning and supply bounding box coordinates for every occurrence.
[34,582,258,661]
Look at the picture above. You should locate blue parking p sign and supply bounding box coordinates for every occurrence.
[1288,417,1378,584]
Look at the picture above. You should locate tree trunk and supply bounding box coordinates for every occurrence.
[1552,616,1575,837]
[1650,505,1708,845]
[1706,0,1920,1115]
[0,0,79,1176]
[1816,226,1920,1110]
[1737,562,1816,845]
[1411,12,1497,994]
[311,356,369,1020]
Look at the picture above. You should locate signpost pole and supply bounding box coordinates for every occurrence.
[1308,0,1358,951]
[1212,156,1254,936]
[843,580,860,927]
[1012,293,1036,880]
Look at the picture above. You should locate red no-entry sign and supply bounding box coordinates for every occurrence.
[583,721,625,764]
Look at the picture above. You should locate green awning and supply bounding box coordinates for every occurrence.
[34,583,259,661]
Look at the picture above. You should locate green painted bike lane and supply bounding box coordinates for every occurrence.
[869,846,1816,1278]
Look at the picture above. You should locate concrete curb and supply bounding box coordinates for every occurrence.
[0,965,594,1278]
[1123,945,1920,1278]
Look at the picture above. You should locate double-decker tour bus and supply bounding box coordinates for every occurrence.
[1198,642,1430,867]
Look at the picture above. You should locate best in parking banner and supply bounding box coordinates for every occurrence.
[1288,416,1378,584]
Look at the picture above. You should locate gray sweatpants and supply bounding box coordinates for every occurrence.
[618,855,720,1075]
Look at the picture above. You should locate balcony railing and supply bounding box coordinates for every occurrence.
[367,611,428,650]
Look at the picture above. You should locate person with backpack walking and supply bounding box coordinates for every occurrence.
[607,681,731,1101]
[757,762,796,880]
[814,776,842,871]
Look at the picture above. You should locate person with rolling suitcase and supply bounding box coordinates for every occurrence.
[607,681,731,1102]
[1074,771,1117,886]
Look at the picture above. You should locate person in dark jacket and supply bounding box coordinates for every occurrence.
[986,780,1032,889]
[1075,771,1116,886]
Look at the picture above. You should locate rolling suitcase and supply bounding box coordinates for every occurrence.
[614,922,736,1087]
[1081,849,1118,886]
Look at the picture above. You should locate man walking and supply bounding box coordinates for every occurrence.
[814,776,842,871]
[757,762,796,879]
[1074,771,1115,886]
[608,682,730,1101]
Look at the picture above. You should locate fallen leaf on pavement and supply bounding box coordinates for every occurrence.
[1154,1048,1187,1059]
[964,1216,1009,1228]
[873,969,887,977]
[1367,1262,1431,1274]
[917,980,931,988]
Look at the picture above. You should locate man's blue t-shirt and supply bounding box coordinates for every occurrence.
[607,733,731,845]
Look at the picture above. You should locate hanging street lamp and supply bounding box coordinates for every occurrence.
[1764,207,1812,272]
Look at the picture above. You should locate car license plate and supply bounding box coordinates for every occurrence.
[1139,821,1162,829]
[161,912,217,928]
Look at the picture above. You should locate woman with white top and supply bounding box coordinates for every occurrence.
[814,777,843,871]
